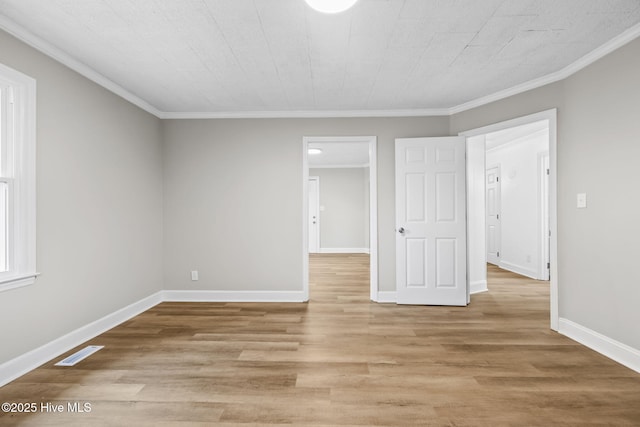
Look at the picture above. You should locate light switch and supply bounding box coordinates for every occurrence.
[319,205,325,211]
[191,270,199,281]
[577,193,587,209]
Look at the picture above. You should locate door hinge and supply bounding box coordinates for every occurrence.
[497,251,500,257]
[547,262,550,269]
[497,214,499,220]
[547,168,550,175]
[496,176,499,182]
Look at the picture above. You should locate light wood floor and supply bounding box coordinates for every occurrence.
[2,254,640,426]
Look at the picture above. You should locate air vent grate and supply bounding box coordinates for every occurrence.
[55,345,104,367]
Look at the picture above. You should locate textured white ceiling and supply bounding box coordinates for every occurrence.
[308,141,370,167]
[1,0,639,117]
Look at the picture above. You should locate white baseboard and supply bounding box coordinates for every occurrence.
[162,290,307,303]
[0,291,163,387]
[499,261,537,279]
[559,318,640,373]
[470,280,488,294]
[376,291,397,303]
[319,248,370,254]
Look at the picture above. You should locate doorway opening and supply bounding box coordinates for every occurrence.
[485,120,550,280]
[302,136,378,302]
[461,109,558,330]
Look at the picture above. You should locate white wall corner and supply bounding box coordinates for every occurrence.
[559,318,640,374]
[376,291,397,303]
[0,291,163,387]
[161,290,307,303]
[470,280,488,294]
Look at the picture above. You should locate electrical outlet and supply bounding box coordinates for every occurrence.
[577,193,587,208]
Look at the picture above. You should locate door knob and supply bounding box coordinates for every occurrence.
[398,227,405,234]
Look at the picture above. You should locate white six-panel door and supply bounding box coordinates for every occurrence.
[486,166,501,265]
[395,137,467,306]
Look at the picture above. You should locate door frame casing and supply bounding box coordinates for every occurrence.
[539,152,550,281]
[459,108,558,331]
[302,136,378,302]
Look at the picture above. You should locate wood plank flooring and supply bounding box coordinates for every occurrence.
[1,254,640,426]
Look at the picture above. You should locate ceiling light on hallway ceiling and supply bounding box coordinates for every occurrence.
[304,0,359,14]
[308,148,323,155]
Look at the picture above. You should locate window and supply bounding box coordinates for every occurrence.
[0,63,36,292]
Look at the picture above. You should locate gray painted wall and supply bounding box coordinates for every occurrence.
[309,168,368,250]
[560,38,640,349]
[0,30,163,364]
[451,37,640,350]
[162,117,450,292]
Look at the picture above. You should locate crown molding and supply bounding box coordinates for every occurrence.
[157,108,450,119]
[0,15,163,118]
[1,16,639,120]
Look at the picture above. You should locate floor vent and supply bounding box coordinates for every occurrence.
[55,345,104,367]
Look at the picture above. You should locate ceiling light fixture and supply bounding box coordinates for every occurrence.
[308,148,323,155]
[304,0,359,14]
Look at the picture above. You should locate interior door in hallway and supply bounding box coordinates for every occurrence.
[395,137,467,306]
[308,177,320,253]
[486,166,501,265]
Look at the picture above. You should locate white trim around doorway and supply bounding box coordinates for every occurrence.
[302,136,378,302]
[459,109,559,331]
